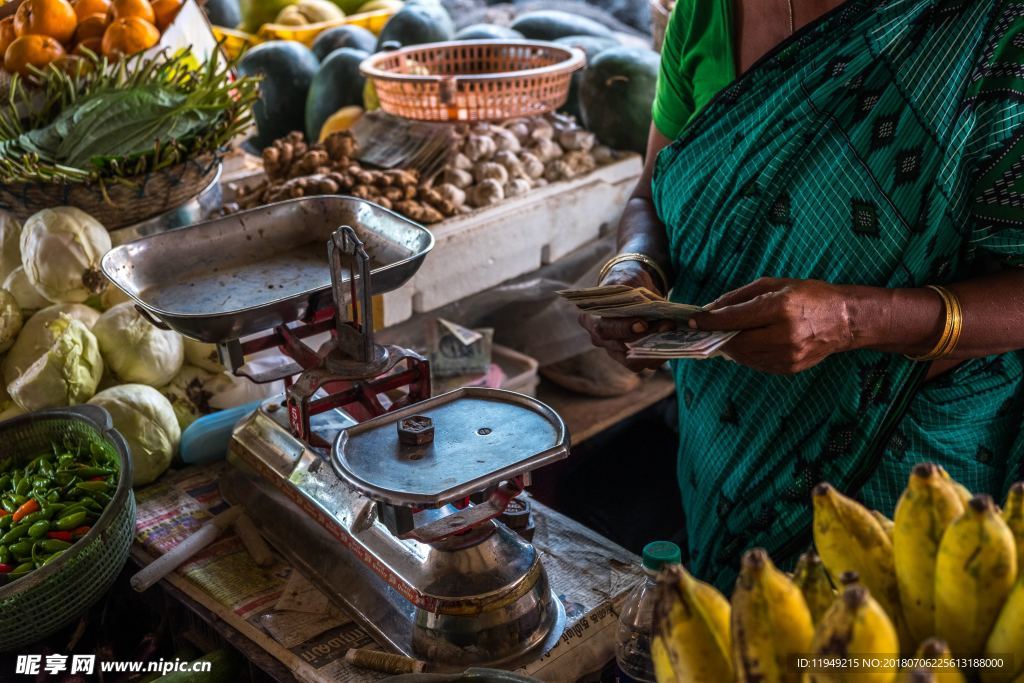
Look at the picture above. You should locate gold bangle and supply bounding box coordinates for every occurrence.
[598,253,670,294]
[905,285,962,361]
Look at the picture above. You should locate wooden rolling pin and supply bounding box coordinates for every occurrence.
[131,506,243,592]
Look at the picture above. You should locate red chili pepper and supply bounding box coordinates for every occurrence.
[89,476,105,482]
[11,498,39,523]
[0,563,11,573]
[72,526,91,538]
[0,510,8,518]
[46,531,73,542]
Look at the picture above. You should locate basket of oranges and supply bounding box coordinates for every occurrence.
[0,0,183,77]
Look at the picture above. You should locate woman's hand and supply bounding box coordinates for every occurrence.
[689,277,868,375]
[579,261,675,372]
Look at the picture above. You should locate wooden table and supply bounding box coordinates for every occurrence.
[536,371,676,445]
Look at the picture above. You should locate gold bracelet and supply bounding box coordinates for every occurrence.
[905,285,962,361]
[598,253,670,294]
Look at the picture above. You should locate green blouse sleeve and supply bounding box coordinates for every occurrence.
[652,0,736,141]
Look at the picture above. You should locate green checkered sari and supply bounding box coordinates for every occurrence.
[652,0,1024,589]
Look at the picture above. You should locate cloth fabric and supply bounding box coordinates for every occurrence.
[651,0,1024,590]
[652,0,736,139]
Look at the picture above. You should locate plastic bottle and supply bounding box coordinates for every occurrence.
[615,540,682,683]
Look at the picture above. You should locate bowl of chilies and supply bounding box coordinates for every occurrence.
[0,405,135,650]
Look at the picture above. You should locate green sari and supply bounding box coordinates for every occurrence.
[652,0,1024,590]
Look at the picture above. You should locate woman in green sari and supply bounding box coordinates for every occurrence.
[581,0,1024,589]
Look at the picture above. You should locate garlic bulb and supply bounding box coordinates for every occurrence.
[463,135,497,162]
[519,152,545,179]
[473,162,509,185]
[468,179,505,208]
[20,207,111,303]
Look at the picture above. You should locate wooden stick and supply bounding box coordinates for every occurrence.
[233,513,275,567]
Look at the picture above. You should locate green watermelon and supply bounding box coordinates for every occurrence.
[204,0,242,27]
[305,48,369,141]
[312,24,376,61]
[510,11,613,41]
[375,2,454,50]
[237,41,321,149]
[454,24,524,40]
[554,34,619,120]
[579,46,660,154]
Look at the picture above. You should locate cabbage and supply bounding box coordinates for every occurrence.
[3,266,50,313]
[20,207,111,303]
[88,384,179,486]
[161,364,270,429]
[3,303,102,385]
[184,338,225,373]
[99,280,131,310]
[92,302,184,387]
[0,211,22,283]
[8,315,104,411]
[0,289,21,354]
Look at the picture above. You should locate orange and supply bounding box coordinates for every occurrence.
[101,17,159,58]
[72,0,111,21]
[74,13,108,43]
[149,0,181,30]
[73,37,103,56]
[0,18,16,58]
[4,34,66,76]
[106,0,155,25]
[13,0,78,44]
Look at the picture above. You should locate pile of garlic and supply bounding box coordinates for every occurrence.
[433,113,622,211]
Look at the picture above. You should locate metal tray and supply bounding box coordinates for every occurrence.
[331,387,569,508]
[101,196,434,342]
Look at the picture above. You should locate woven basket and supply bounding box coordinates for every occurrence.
[650,0,674,52]
[0,155,221,230]
[361,40,585,122]
[0,405,135,651]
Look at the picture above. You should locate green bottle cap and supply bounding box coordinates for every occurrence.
[641,541,681,571]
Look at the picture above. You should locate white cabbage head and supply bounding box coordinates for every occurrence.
[0,289,21,354]
[3,266,50,313]
[161,365,270,429]
[20,206,111,303]
[8,315,104,411]
[3,303,103,385]
[92,302,184,387]
[183,338,225,373]
[0,211,22,283]
[88,384,180,486]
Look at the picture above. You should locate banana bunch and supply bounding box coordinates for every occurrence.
[652,563,733,682]
[810,582,899,683]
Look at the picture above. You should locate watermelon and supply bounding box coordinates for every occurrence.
[305,48,369,141]
[236,41,321,149]
[204,0,241,27]
[375,2,454,50]
[554,34,619,120]
[579,46,660,154]
[312,24,376,60]
[454,24,524,41]
[510,10,613,41]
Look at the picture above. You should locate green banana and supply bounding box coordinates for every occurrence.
[935,495,1017,657]
[793,551,835,626]
[982,574,1024,683]
[652,563,733,682]
[894,463,965,645]
[810,584,899,683]
[1002,482,1024,573]
[732,548,814,683]
[812,483,903,632]
[914,639,966,683]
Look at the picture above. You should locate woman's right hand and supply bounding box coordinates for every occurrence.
[578,260,675,372]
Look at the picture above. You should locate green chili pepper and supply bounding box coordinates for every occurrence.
[41,550,64,566]
[39,539,70,553]
[8,540,33,558]
[55,511,86,530]
[27,521,49,538]
[57,455,75,468]
[74,466,114,478]
[0,515,11,531]
[0,545,9,565]
[74,480,110,493]
[14,478,29,496]
[91,490,112,506]
[0,475,10,491]
[0,459,12,475]
[9,561,33,577]
[1,522,31,544]
[8,494,26,507]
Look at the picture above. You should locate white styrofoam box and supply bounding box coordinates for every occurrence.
[381,154,643,326]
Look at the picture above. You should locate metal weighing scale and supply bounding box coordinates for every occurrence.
[102,197,571,668]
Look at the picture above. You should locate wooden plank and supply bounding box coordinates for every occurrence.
[536,371,676,445]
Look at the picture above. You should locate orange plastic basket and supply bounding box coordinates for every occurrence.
[360,40,585,122]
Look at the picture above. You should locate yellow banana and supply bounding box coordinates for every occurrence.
[935,495,1018,657]
[810,584,899,683]
[794,551,835,626]
[812,483,902,628]
[914,639,966,683]
[982,575,1024,683]
[653,564,733,682]
[873,510,895,542]
[732,548,814,683]
[1003,482,1024,573]
[893,463,965,645]
[936,466,972,508]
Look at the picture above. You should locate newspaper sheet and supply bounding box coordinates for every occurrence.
[132,463,642,682]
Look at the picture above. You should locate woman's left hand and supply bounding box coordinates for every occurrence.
[689,277,865,375]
